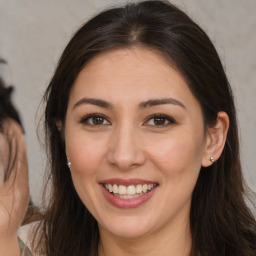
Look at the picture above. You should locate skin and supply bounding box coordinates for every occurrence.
[0,119,29,256]
[62,47,229,256]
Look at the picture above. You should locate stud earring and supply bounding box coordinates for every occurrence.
[210,156,214,162]
[67,157,71,169]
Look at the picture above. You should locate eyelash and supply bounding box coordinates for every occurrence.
[80,113,176,127]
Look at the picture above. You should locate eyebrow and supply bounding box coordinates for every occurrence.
[72,97,185,110]
[72,98,113,110]
[139,98,186,109]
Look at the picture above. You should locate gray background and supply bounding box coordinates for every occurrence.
[0,0,255,207]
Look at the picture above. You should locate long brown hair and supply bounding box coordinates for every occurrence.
[35,1,256,255]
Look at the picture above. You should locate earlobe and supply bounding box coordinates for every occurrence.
[201,111,229,167]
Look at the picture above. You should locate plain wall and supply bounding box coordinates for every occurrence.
[0,0,255,207]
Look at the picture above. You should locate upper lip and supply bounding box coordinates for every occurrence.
[99,178,158,186]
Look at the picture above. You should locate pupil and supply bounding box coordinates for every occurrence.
[154,117,165,125]
[93,117,103,125]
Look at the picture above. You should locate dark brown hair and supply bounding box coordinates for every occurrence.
[0,59,24,133]
[36,1,256,255]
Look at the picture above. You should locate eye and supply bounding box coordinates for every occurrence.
[80,114,110,126]
[145,114,175,127]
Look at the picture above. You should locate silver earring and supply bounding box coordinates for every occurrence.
[67,157,71,169]
[210,156,214,162]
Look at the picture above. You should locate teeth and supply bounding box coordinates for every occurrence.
[142,184,147,193]
[127,185,136,195]
[104,183,156,197]
[119,185,126,195]
[136,184,142,193]
[113,184,118,193]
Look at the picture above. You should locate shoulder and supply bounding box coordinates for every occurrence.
[18,222,34,250]
[18,237,32,256]
[18,221,42,255]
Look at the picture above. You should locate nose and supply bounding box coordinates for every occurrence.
[107,125,146,171]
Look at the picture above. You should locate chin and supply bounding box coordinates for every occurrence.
[99,216,155,239]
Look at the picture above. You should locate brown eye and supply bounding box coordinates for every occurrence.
[153,117,166,126]
[92,116,105,125]
[81,114,110,126]
[145,114,175,127]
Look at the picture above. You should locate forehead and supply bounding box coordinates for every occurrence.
[68,47,199,111]
[77,47,177,82]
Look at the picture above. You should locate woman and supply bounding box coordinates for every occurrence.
[0,74,31,255]
[31,0,256,255]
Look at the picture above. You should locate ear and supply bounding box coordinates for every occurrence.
[56,120,62,131]
[201,111,229,167]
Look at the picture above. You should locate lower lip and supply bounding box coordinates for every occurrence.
[100,185,157,209]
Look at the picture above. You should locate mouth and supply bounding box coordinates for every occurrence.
[103,183,158,199]
[99,179,159,208]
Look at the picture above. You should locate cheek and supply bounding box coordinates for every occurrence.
[66,135,107,178]
[65,136,105,209]
[148,134,205,177]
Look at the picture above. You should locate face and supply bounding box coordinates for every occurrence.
[64,47,209,239]
[0,120,29,239]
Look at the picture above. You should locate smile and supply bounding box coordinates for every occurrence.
[104,183,157,199]
[100,179,159,208]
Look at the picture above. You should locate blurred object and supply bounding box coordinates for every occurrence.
[0,58,7,64]
[0,58,11,87]
[0,60,32,255]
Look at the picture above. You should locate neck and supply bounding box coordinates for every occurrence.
[98,212,191,256]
